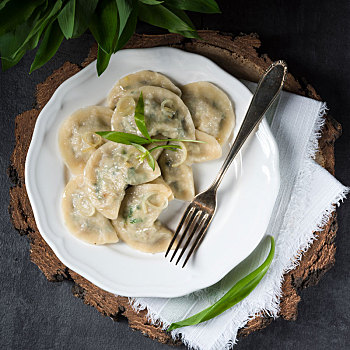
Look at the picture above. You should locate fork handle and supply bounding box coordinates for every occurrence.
[211,60,288,191]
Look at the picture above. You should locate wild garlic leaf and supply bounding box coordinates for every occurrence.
[115,5,138,51]
[151,137,204,144]
[30,20,64,73]
[95,131,150,145]
[96,45,112,76]
[138,3,197,37]
[139,0,164,5]
[148,144,181,153]
[58,0,75,38]
[0,1,63,65]
[165,0,221,14]
[131,143,156,171]
[134,92,151,140]
[89,0,119,54]
[168,236,275,331]
[58,0,98,39]
[116,0,136,36]
[0,0,45,36]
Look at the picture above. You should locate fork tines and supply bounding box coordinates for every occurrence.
[165,205,212,268]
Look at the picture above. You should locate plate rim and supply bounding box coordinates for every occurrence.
[25,47,280,297]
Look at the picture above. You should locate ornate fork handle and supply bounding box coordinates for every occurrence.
[211,61,287,192]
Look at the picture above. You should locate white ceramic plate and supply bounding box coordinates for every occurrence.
[26,47,280,298]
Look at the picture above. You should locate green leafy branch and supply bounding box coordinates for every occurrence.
[168,235,275,330]
[96,92,203,170]
[0,0,220,75]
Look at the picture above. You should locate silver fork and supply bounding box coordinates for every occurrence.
[165,60,288,268]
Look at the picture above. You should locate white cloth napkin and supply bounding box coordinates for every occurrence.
[128,84,349,350]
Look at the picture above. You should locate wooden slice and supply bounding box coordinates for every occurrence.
[8,31,341,343]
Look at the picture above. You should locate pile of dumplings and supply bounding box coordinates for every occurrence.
[59,71,235,253]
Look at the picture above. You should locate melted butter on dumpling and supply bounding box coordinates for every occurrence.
[112,183,173,253]
[62,176,118,245]
[107,70,182,109]
[111,86,195,140]
[58,106,113,175]
[185,129,222,163]
[84,141,161,220]
[182,82,235,145]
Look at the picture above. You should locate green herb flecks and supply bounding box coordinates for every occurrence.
[96,92,203,171]
[167,235,275,331]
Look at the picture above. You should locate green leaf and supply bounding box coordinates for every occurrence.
[164,0,221,14]
[0,0,45,36]
[168,236,275,331]
[89,0,118,53]
[115,5,138,51]
[96,131,150,145]
[58,0,75,38]
[140,0,163,4]
[134,92,151,140]
[148,144,181,153]
[58,0,98,39]
[0,1,63,63]
[151,138,204,144]
[131,143,155,171]
[96,45,111,75]
[30,20,64,73]
[116,0,135,36]
[0,0,12,11]
[1,48,25,71]
[138,3,196,35]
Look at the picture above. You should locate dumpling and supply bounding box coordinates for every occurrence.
[158,151,195,201]
[62,176,118,244]
[84,141,161,219]
[185,129,222,163]
[112,183,173,253]
[111,86,195,140]
[181,82,235,145]
[107,70,182,108]
[58,106,113,175]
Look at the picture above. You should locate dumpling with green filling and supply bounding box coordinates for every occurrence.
[158,150,195,201]
[84,141,161,220]
[112,183,173,253]
[107,70,182,109]
[58,106,113,175]
[111,86,195,140]
[62,176,119,245]
[181,82,235,145]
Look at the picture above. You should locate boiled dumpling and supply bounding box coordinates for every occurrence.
[84,141,161,219]
[181,82,235,145]
[107,70,182,108]
[111,86,195,140]
[62,176,118,244]
[112,183,173,253]
[158,151,195,201]
[58,106,113,175]
[185,129,222,163]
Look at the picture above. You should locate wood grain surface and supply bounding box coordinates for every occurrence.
[8,31,342,344]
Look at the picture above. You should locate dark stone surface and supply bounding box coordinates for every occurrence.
[0,1,349,349]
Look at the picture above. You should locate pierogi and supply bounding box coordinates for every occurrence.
[112,86,195,140]
[62,176,118,244]
[59,106,113,175]
[181,82,235,145]
[59,71,236,251]
[112,183,173,253]
[84,141,161,220]
[185,129,222,163]
[107,70,182,108]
